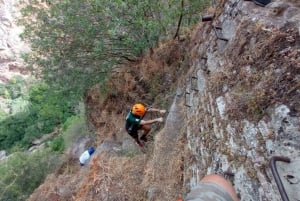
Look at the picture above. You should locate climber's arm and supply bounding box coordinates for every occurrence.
[147,108,166,114]
[140,117,163,125]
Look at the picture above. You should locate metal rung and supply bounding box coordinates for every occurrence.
[185,92,192,107]
[213,26,229,42]
[202,15,214,22]
[269,156,291,201]
[191,76,198,91]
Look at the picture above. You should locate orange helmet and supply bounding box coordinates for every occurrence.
[132,103,146,117]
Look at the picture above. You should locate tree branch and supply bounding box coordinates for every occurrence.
[173,0,184,40]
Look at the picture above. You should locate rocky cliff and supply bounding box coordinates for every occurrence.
[3,0,299,201]
[184,0,300,200]
[0,0,29,83]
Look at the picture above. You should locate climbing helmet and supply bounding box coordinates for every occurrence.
[132,103,146,117]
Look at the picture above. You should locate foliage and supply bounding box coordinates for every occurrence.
[9,98,30,115]
[0,76,27,100]
[28,82,76,126]
[62,114,83,132]
[0,109,7,121]
[0,105,87,201]
[0,82,76,152]
[19,0,209,99]
[49,135,65,153]
[63,115,87,142]
[0,149,61,201]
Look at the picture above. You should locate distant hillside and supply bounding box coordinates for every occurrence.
[0,0,30,122]
[0,0,30,83]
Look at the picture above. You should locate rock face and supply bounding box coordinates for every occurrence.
[184,0,300,201]
[0,0,29,83]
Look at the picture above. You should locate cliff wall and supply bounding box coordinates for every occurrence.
[183,0,300,200]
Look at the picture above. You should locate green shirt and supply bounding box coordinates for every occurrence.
[125,111,141,130]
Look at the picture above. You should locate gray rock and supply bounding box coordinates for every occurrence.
[0,150,6,160]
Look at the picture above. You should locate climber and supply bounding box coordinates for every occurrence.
[125,103,166,147]
[79,147,95,166]
[177,174,239,201]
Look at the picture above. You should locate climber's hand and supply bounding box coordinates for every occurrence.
[159,109,166,114]
[157,117,163,122]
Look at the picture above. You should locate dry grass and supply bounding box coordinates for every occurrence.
[208,21,300,122]
[73,132,185,201]
[141,129,186,201]
[75,153,146,201]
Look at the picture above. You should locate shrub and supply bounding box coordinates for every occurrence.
[0,109,8,121]
[62,114,88,148]
[49,135,65,153]
[0,149,61,201]
[0,82,78,152]
[0,76,25,99]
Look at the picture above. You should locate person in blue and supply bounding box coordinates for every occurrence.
[125,103,166,147]
[79,147,95,166]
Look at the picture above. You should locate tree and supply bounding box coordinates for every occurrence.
[0,82,76,151]
[0,149,61,201]
[19,0,209,99]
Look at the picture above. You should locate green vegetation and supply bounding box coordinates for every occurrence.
[1,0,209,152]
[11,0,209,151]
[49,135,65,153]
[0,112,89,201]
[0,81,77,152]
[0,149,61,201]
[62,114,88,148]
[0,76,26,100]
[19,0,209,100]
[49,113,89,153]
